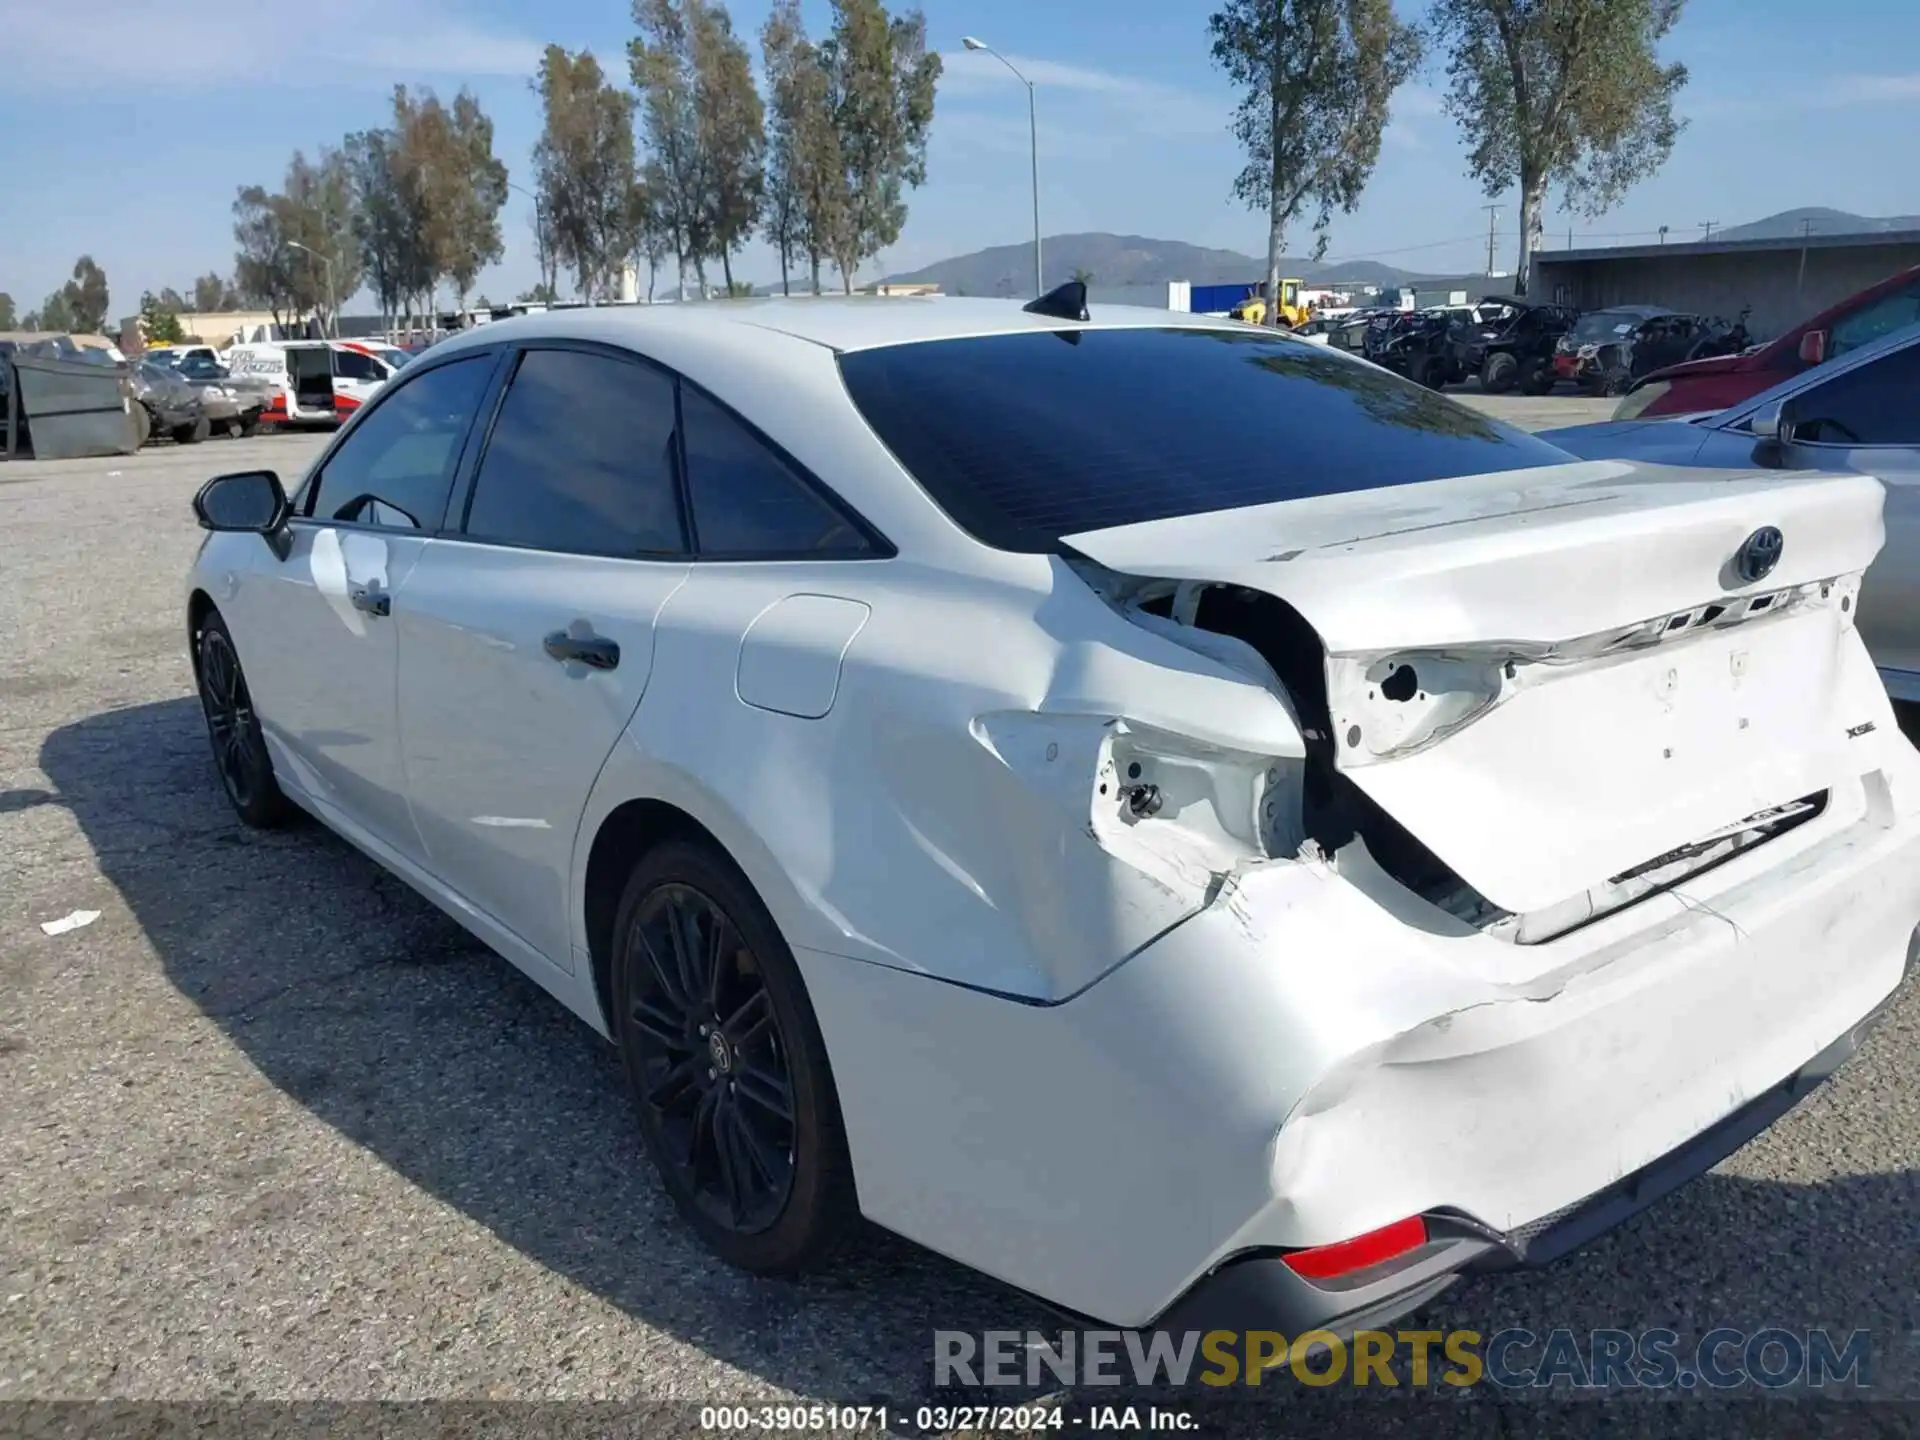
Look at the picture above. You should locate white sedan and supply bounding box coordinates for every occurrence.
[185,289,1920,1339]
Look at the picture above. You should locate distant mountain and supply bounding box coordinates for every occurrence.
[880,232,1434,294]
[1714,208,1920,242]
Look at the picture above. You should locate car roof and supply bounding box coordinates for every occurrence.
[427,295,1254,358]
[1480,294,1567,310]
[1590,305,1673,318]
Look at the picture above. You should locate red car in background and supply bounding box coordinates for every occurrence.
[1615,264,1920,419]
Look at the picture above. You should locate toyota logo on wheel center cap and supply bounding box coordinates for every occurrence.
[1734,526,1784,585]
[708,1029,733,1074]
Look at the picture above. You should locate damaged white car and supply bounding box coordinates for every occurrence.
[185,286,1920,1340]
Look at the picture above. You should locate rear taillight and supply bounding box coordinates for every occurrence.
[1280,1216,1428,1281]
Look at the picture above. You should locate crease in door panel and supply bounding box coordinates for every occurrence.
[563,566,696,959]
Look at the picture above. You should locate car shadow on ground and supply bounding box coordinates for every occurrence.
[34,698,1920,1419]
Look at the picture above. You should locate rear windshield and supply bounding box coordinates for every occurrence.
[836,326,1574,551]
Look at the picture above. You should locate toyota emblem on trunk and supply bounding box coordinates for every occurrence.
[1734,526,1784,584]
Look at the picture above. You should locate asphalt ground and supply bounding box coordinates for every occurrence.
[2,395,1916,1438]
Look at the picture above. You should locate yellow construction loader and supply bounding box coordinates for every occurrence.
[1228,278,1309,328]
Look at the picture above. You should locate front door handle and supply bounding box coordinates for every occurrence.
[349,585,390,617]
[544,630,620,671]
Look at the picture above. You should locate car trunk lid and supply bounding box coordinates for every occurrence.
[1062,459,1884,916]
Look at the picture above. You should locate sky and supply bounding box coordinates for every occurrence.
[3,0,1918,317]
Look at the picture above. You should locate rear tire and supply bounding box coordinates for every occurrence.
[173,416,211,444]
[1519,363,1554,396]
[611,838,857,1274]
[193,608,292,829]
[1480,351,1518,394]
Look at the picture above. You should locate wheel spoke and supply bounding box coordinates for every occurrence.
[637,927,690,1013]
[665,897,707,1012]
[690,1083,737,1219]
[208,644,237,707]
[711,1100,749,1225]
[726,1101,785,1190]
[733,1058,794,1126]
[721,987,773,1051]
[704,911,734,1011]
[631,993,686,1049]
[645,1051,706,1114]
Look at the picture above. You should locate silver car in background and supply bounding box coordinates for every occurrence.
[1543,321,1920,699]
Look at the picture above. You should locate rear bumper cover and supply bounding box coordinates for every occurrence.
[804,731,1920,1329]
[1150,966,1905,1341]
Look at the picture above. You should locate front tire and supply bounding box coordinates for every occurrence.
[612,839,857,1274]
[193,608,292,829]
[1480,351,1518,393]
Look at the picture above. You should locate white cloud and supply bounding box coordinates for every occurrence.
[0,0,543,91]
[1382,83,1443,150]
[1692,73,1920,117]
[938,49,1173,98]
[1835,73,1920,101]
[936,49,1226,141]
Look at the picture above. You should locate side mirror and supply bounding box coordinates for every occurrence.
[1798,329,1827,366]
[192,470,291,558]
[1749,400,1799,469]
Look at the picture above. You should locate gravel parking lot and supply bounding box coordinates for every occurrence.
[3,396,1917,1431]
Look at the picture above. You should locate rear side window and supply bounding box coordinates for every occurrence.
[836,327,1573,551]
[333,349,378,381]
[462,347,686,556]
[679,385,872,557]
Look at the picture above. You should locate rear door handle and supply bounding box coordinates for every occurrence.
[349,585,390,617]
[544,631,620,671]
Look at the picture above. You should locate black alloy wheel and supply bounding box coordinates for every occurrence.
[612,839,856,1273]
[627,882,797,1234]
[194,611,290,828]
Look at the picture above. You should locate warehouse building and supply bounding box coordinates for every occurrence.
[1531,229,1920,343]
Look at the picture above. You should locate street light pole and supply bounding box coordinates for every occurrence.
[962,36,1041,296]
[286,241,335,339]
[508,180,552,302]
